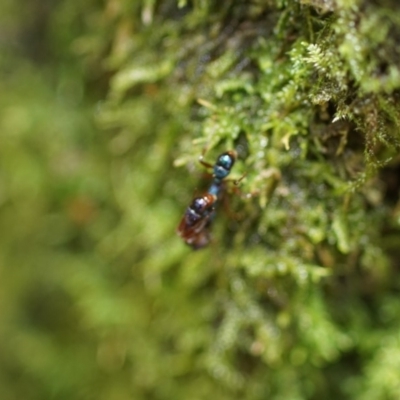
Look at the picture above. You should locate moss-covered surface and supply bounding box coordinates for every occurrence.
[1,0,400,399]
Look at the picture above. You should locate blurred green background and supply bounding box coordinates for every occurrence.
[2,0,400,399]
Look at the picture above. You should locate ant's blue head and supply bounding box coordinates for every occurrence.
[213,151,236,180]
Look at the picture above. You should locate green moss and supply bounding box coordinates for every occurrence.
[2,0,400,399]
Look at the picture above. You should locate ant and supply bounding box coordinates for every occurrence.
[177,151,238,249]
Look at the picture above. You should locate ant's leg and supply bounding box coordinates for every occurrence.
[233,172,247,186]
[220,188,246,221]
[199,158,214,169]
[221,172,247,188]
[198,147,214,169]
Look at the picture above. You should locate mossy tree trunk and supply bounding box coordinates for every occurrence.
[1,0,400,399]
